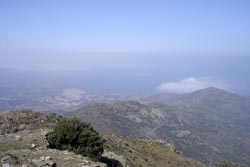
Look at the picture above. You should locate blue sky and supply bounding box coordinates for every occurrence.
[0,0,249,54]
[0,0,250,94]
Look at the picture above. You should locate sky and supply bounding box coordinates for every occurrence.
[0,0,250,94]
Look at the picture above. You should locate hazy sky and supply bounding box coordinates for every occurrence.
[0,0,250,94]
[1,0,249,54]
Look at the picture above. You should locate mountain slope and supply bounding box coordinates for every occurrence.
[0,110,208,167]
[103,134,208,167]
[69,88,250,165]
[69,101,167,138]
[155,88,250,165]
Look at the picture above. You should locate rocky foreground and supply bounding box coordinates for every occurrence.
[0,110,208,167]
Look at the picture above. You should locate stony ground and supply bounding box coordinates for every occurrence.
[103,134,208,167]
[0,110,209,167]
[0,129,106,167]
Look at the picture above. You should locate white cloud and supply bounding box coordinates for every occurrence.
[156,77,229,94]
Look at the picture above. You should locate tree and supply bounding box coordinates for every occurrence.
[215,161,245,167]
[46,118,104,158]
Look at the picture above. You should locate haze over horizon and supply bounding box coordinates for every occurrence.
[0,0,250,95]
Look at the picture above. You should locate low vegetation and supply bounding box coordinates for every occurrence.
[46,118,104,159]
[103,134,208,167]
[0,110,61,135]
[215,161,246,167]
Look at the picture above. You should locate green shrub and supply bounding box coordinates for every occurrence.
[46,118,104,158]
[215,161,245,167]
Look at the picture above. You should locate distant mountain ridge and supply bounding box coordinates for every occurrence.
[68,87,250,166]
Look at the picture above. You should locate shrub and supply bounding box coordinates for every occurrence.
[46,118,104,158]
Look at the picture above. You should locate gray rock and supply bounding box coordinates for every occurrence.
[101,151,128,167]
[32,159,47,166]
[1,156,10,163]
[2,163,12,167]
[40,156,45,161]
[45,156,51,161]
[32,159,56,167]
[31,143,36,148]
